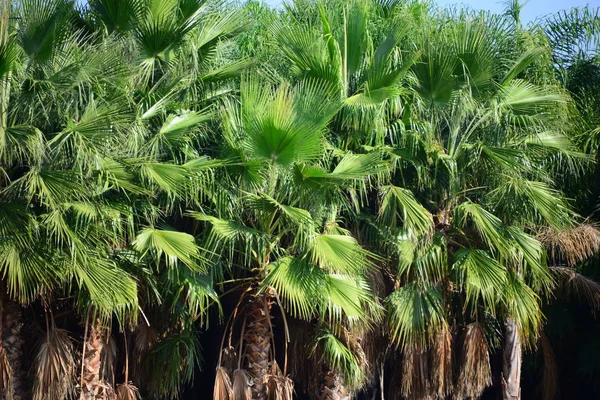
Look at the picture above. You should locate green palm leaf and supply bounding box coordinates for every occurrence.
[310,234,374,274]
[379,185,433,234]
[133,227,204,271]
[452,248,507,314]
[386,282,445,350]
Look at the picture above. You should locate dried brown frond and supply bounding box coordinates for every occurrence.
[102,334,118,385]
[550,266,600,311]
[232,369,252,400]
[220,346,237,372]
[132,324,158,384]
[31,328,75,400]
[538,223,600,266]
[344,328,370,392]
[401,346,429,399]
[287,319,317,396]
[457,323,492,399]
[103,383,116,400]
[540,334,559,400]
[214,367,233,400]
[265,369,294,400]
[432,324,453,398]
[133,324,158,356]
[115,383,140,400]
[0,347,13,400]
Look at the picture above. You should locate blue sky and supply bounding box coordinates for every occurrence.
[263,0,599,22]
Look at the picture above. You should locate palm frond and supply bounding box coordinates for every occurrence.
[386,282,445,351]
[32,327,75,400]
[314,330,366,392]
[231,369,252,400]
[239,78,340,166]
[133,226,204,271]
[488,177,574,229]
[214,366,233,400]
[455,202,512,257]
[538,223,600,266]
[457,322,492,399]
[379,185,433,235]
[452,248,507,314]
[71,253,138,319]
[146,329,202,399]
[432,323,453,398]
[506,226,554,293]
[550,266,600,311]
[324,274,378,326]
[310,234,374,275]
[261,257,321,321]
[503,272,542,343]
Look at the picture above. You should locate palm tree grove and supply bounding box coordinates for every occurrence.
[1,0,600,399]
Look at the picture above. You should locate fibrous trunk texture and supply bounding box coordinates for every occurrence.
[318,369,350,400]
[80,319,109,400]
[243,294,272,400]
[3,300,25,400]
[502,318,522,400]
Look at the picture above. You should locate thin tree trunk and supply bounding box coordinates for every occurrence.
[2,299,25,400]
[502,318,522,400]
[243,293,273,400]
[80,318,109,400]
[317,368,350,400]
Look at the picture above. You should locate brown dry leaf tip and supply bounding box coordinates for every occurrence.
[115,383,140,400]
[232,369,252,400]
[550,266,600,311]
[265,362,294,400]
[457,322,492,399]
[540,334,559,400]
[401,346,430,399]
[32,328,76,400]
[265,373,294,400]
[132,323,158,386]
[214,366,233,400]
[538,223,600,267]
[432,324,453,398]
[0,347,13,400]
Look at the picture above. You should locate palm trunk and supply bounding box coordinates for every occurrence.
[243,293,273,400]
[80,318,109,400]
[502,318,522,400]
[318,368,350,400]
[2,298,25,400]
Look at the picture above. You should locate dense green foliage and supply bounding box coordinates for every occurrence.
[0,0,599,399]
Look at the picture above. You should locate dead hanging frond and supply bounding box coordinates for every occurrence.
[116,332,140,400]
[287,319,317,395]
[132,323,158,385]
[538,223,600,266]
[32,326,76,400]
[540,334,559,400]
[457,323,492,399]
[550,266,600,311]
[102,334,118,386]
[214,367,233,400]
[0,347,13,400]
[232,369,252,400]
[115,383,140,400]
[265,362,293,400]
[432,324,453,398]
[401,346,429,399]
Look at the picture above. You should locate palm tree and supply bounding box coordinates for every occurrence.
[188,77,384,400]
[267,2,590,397]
